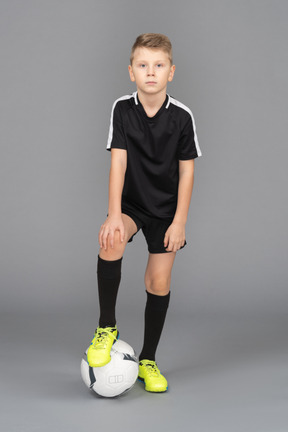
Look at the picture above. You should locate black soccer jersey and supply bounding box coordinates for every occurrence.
[106,91,202,219]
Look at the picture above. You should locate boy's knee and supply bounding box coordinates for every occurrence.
[145,275,171,296]
[99,230,126,260]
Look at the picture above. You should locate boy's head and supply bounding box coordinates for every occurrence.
[128,33,175,95]
[130,33,173,66]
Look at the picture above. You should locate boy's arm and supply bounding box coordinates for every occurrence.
[164,159,194,252]
[108,148,127,216]
[99,148,127,250]
[173,159,195,224]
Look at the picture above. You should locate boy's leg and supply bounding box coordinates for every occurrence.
[140,252,176,361]
[138,252,176,392]
[87,214,137,367]
[97,214,138,327]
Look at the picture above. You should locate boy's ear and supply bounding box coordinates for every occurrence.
[168,64,176,82]
[128,65,135,82]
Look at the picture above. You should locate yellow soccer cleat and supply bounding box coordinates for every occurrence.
[87,326,119,367]
[138,360,168,392]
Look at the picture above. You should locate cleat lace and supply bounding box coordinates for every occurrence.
[92,327,117,350]
[141,361,161,377]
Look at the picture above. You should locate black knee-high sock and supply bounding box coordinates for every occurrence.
[97,255,122,328]
[139,291,170,362]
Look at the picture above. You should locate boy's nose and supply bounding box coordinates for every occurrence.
[147,66,155,75]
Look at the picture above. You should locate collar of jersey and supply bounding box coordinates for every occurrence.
[133,91,171,121]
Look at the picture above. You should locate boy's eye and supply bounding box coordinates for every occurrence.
[138,64,163,68]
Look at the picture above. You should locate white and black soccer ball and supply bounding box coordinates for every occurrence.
[81,339,139,398]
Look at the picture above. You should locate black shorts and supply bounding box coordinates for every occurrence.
[121,200,187,254]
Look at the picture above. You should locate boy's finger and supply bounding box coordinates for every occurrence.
[99,228,104,248]
[110,230,115,248]
[102,229,108,250]
[165,239,172,251]
[120,226,125,242]
[163,233,168,247]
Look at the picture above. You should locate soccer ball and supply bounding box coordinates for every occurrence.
[81,339,139,398]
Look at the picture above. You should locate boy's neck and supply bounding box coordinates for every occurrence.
[136,88,167,112]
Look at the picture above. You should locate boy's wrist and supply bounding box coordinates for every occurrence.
[108,209,122,218]
[172,216,187,225]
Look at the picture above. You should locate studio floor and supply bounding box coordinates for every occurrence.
[1,309,287,432]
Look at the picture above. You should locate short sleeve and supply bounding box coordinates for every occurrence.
[177,114,202,160]
[106,101,127,151]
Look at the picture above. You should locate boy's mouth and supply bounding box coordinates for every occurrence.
[146,81,157,84]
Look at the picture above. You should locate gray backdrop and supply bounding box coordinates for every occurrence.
[1,1,287,431]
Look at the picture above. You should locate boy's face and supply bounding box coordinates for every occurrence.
[128,47,175,97]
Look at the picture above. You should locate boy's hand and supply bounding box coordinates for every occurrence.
[164,222,186,252]
[99,215,125,250]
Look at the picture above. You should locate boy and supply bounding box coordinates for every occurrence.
[87,33,202,393]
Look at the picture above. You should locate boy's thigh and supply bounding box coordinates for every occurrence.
[122,213,138,241]
[121,201,144,244]
[145,251,176,279]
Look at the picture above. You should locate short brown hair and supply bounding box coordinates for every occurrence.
[130,33,173,65]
